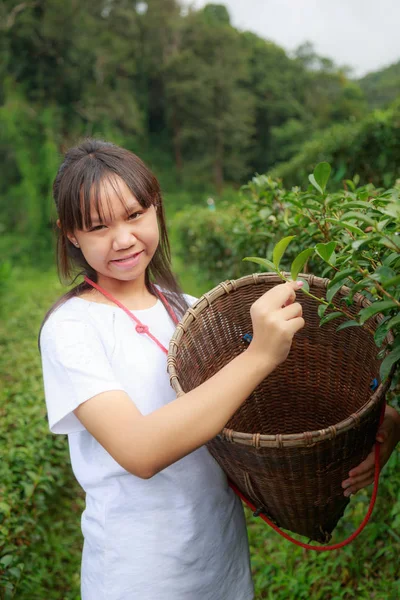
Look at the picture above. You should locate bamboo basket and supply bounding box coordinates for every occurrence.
[167,273,393,543]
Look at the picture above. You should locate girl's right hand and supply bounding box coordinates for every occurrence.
[248,280,305,369]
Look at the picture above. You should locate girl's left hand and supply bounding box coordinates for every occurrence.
[341,404,400,497]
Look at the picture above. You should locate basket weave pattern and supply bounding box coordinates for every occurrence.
[168,273,391,542]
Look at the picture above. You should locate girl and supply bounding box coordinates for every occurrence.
[40,139,399,600]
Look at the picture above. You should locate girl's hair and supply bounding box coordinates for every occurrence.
[40,138,189,336]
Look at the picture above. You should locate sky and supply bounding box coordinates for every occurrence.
[182,0,400,77]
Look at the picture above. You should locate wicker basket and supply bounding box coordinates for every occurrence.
[167,273,393,543]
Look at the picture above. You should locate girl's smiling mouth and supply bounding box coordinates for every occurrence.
[110,250,144,269]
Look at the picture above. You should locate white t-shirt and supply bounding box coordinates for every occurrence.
[40,292,254,600]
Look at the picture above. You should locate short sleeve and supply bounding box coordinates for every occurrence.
[184,293,199,308]
[40,316,125,434]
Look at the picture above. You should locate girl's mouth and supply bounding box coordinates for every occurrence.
[111,251,144,269]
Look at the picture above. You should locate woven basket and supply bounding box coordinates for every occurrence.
[168,272,393,543]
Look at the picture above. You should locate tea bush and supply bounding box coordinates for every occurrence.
[0,270,84,599]
[175,163,400,388]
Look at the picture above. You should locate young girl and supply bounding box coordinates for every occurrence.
[40,139,399,600]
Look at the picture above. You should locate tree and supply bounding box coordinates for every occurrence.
[164,8,255,191]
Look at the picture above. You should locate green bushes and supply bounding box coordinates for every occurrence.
[0,270,83,599]
[270,100,400,188]
[175,164,400,388]
[173,162,400,598]
[0,260,399,599]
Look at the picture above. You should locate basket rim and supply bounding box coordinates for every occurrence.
[167,272,392,448]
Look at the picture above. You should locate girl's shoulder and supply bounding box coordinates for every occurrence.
[155,285,198,307]
[40,296,100,345]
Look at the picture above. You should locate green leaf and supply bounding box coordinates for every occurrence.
[336,320,362,331]
[340,200,377,211]
[370,266,397,283]
[325,218,366,237]
[380,346,400,382]
[327,268,358,288]
[272,236,296,270]
[348,278,372,301]
[377,218,392,232]
[318,303,329,318]
[0,555,13,567]
[315,242,337,264]
[374,317,393,347]
[381,275,400,289]
[308,174,323,194]
[290,248,314,281]
[386,313,400,330]
[313,162,331,193]
[340,211,375,227]
[352,237,378,251]
[8,567,21,579]
[243,257,277,272]
[326,279,347,303]
[358,301,398,325]
[319,312,343,326]
[297,278,310,293]
[383,253,400,267]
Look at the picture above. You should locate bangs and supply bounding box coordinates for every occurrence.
[80,174,133,231]
[58,147,159,233]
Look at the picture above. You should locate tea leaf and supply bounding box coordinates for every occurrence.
[315,241,336,264]
[326,279,347,303]
[0,555,13,567]
[313,162,331,193]
[290,248,314,281]
[327,268,358,288]
[308,174,323,194]
[348,278,371,301]
[386,314,400,331]
[325,218,366,236]
[336,320,362,331]
[243,257,276,272]
[374,317,393,347]
[341,211,376,227]
[319,311,343,326]
[297,278,310,293]
[381,275,400,289]
[272,236,296,269]
[359,301,398,324]
[380,345,400,382]
[318,303,329,318]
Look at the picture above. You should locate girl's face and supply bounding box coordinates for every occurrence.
[68,176,159,288]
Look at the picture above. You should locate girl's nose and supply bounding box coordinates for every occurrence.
[112,225,137,251]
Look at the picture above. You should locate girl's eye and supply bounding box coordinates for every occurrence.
[89,224,106,232]
[128,212,143,220]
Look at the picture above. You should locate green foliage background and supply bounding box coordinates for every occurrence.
[1,0,400,598]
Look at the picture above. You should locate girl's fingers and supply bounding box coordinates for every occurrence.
[285,316,305,335]
[280,302,303,320]
[261,281,302,311]
[348,451,375,478]
[343,472,374,496]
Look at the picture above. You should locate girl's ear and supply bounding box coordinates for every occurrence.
[57,220,79,247]
[66,231,80,248]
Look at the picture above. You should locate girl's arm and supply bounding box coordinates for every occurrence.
[74,281,304,478]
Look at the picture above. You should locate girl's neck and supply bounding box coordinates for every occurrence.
[82,274,157,310]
